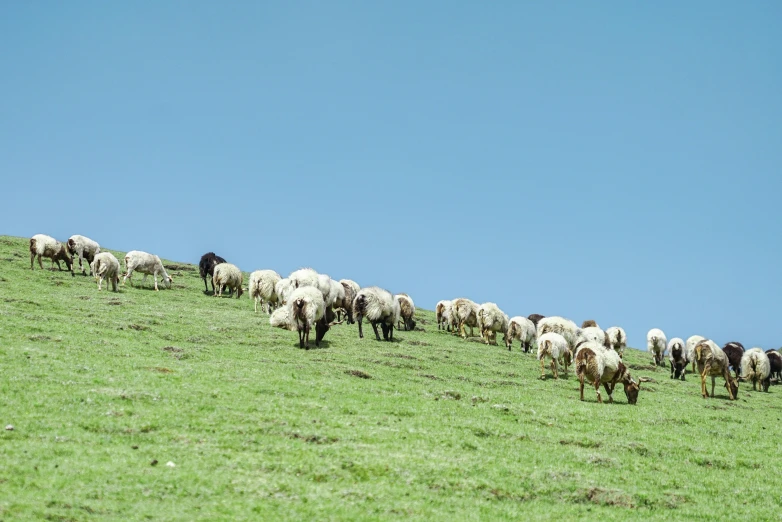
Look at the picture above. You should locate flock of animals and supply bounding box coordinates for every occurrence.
[27,233,780,406]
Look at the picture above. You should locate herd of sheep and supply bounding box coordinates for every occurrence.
[27,233,779,406]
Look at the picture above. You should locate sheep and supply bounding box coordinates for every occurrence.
[694,340,738,400]
[765,350,782,382]
[29,234,72,273]
[353,286,400,341]
[67,235,100,276]
[505,316,536,352]
[199,252,226,293]
[537,332,568,379]
[336,279,359,324]
[248,269,281,313]
[452,298,480,339]
[581,320,600,329]
[89,252,120,292]
[268,286,326,349]
[329,278,346,313]
[436,300,452,331]
[212,263,244,298]
[721,341,745,379]
[605,326,627,358]
[686,335,706,372]
[576,327,611,350]
[647,328,667,367]
[537,316,578,353]
[269,305,292,330]
[575,341,640,404]
[667,337,687,380]
[477,302,508,346]
[527,314,545,326]
[289,268,319,290]
[396,294,416,331]
[740,348,771,392]
[445,301,459,332]
[275,278,295,306]
[122,251,173,291]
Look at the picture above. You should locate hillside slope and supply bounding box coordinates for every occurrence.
[0,235,779,520]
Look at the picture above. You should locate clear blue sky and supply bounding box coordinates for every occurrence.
[2,2,780,349]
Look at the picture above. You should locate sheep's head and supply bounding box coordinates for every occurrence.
[165,276,173,289]
[725,378,739,400]
[623,378,640,405]
[57,246,73,271]
[405,317,416,331]
[237,286,244,298]
[66,238,77,255]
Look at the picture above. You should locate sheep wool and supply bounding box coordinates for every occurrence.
[647,328,667,367]
[537,332,568,380]
[537,316,579,353]
[605,326,627,358]
[90,252,120,292]
[123,250,172,291]
[477,302,508,346]
[249,269,281,313]
[30,234,72,273]
[452,298,480,339]
[353,286,400,341]
[740,348,771,392]
[212,263,244,298]
[506,316,536,352]
[396,294,416,331]
[67,235,100,276]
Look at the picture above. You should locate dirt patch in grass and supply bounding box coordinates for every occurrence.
[384,352,418,360]
[289,433,339,444]
[128,324,148,331]
[419,373,440,380]
[560,439,601,449]
[149,367,174,373]
[629,364,657,371]
[164,264,195,272]
[346,370,372,379]
[406,340,431,346]
[580,487,635,507]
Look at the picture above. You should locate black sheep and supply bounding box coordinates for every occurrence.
[765,350,782,382]
[722,342,745,379]
[199,252,226,293]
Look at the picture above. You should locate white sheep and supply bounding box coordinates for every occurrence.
[396,294,416,331]
[436,300,452,331]
[289,268,319,290]
[647,328,667,367]
[212,263,244,298]
[248,269,281,313]
[537,316,579,354]
[29,234,72,272]
[667,337,687,380]
[740,348,771,392]
[275,278,295,306]
[122,251,173,291]
[686,335,706,372]
[269,286,325,349]
[505,316,536,352]
[537,332,568,379]
[477,302,509,346]
[452,298,480,338]
[605,326,627,358]
[353,286,401,341]
[576,326,609,350]
[66,235,101,276]
[89,252,120,292]
[336,279,360,323]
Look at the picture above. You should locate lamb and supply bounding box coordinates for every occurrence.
[452,298,480,339]
[647,328,667,367]
[575,341,640,404]
[668,337,687,380]
[605,326,627,358]
[505,316,536,352]
[396,294,417,331]
[248,269,281,313]
[686,335,706,372]
[353,286,401,341]
[694,340,738,400]
[268,286,326,349]
[198,252,226,293]
[436,300,452,331]
[336,279,360,323]
[581,320,600,329]
[766,350,782,382]
[537,332,568,379]
[740,348,771,392]
[89,252,120,292]
[123,251,173,291]
[527,314,545,326]
[536,316,579,353]
[212,263,244,298]
[721,342,745,379]
[477,302,508,346]
[67,235,100,276]
[29,234,72,273]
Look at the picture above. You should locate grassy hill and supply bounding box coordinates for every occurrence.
[0,235,778,520]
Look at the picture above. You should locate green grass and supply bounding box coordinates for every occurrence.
[0,234,779,520]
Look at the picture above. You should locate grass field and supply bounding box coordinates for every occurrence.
[0,234,779,521]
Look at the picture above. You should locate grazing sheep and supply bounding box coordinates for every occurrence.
[575,342,640,404]
[290,286,326,349]
[29,234,72,273]
[275,278,295,306]
[537,332,568,379]
[740,348,771,392]
[537,316,579,353]
[686,335,706,372]
[605,326,627,358]
[329,278,346,311]
[289,268,319,290]
[353,286,401,341]
[722,342,745,379]
[527,314,545,326]
[122,251,173,291]
[506,316,536,353]
[668,337,687,380]
[581,320,599,329]
[452,298,480,339]
[67,235,100,276]
[766,350,782,382]
[89,252,120,292]
[477,302,509,346]
[336,279,360,324]
[396,294,417,331]
[647,328,668,367]
[199,252,226,293]
[248,269,281,313]
[212,263,244,298]
[269,305,292,330]
[694,340,738,400]
[436,300,452,331]
[576,327,610,350]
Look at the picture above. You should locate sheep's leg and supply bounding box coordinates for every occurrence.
[298,327,305,349]
[357,315,364,339]
[459,322,466,339]
[540,358,546,380]
[304,324,311,349]
[711,376,716,398]
[700,370,708,398]
[203,277,209,293]
[254,298,258,313]
[389,325,394,341]
[595,380,603,403]
[30,252,36,270]
[552,359,559,380]
[153,274,159,291]
[579,374,585,401]
[371,321,381,341]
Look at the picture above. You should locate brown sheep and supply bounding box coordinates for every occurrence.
[695,340,738,400]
